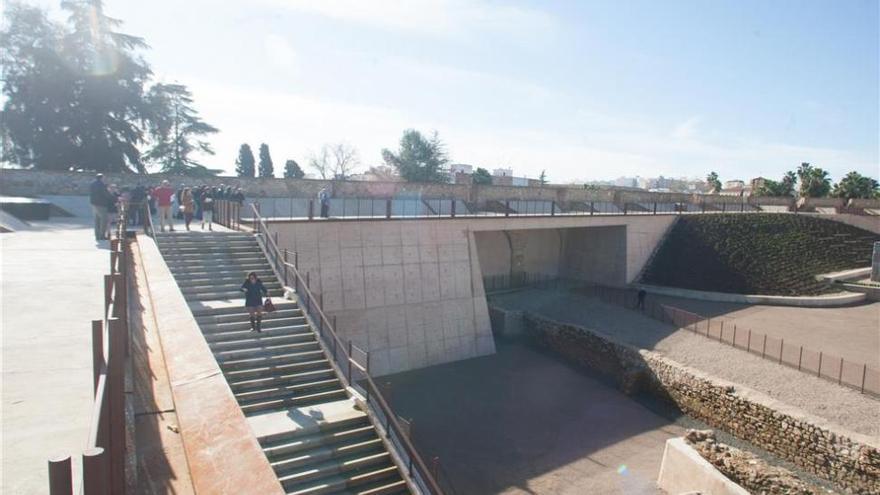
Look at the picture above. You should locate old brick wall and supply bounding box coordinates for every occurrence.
[523,314,880,495]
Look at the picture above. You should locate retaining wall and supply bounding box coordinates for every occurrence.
[523,314,880,495]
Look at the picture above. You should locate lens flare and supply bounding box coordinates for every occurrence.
[617,464,629,475]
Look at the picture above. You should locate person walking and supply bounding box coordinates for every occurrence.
[241,272,268,332]
[152,180,176,232]
[637,288,647,311]
[89,173,111,241]
[201,189,214,230]
[181,188,195,231]
[318,186,330,218]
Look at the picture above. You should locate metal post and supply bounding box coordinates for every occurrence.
[107,318,125,494]
[82,447,108,495]
[653,202,657,215]
[747,330,751,352]
[798,346,803,370]
[817,352,823,377]
[451,200,456,218]
[386,199,392,219]
[48,455,73,495]
[590,201,594,215]
[779,339,784,363]
[623,203,627,215]
[505,200,510,217]
[295,251,299,270]
[308,199,314,220]
[347,340,353,383]
[861,364,867,393]
[551,201,556,216]
[283,250,289,286]
[838,357,844,385]
[733,325,737,348]
[720,320,724,342]
[92,320,103,393]
[761,334,767,358]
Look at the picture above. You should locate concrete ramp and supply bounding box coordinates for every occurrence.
[0,210,31,232]
[40,195,93,218]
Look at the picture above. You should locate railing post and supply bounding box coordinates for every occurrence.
[386,199,392,219]
[590,201,594,216]
[92,320,103,393]
[347,340,353,384]
[653,202,657,215]
[107,318,125,494]
[295,251,299,270]
[623,203,627,215]
[48,455,73,495]
[103,275,112,314]
[838,357,844,385]
[283,249,289,286]
[82,447,108,495]
[551,201,556,216]
[861,364,867,393]
[817,352,823,377]
[308,199,314,220]
[451,199,456,218]
[761,334,767,358]
[505,200,510,217]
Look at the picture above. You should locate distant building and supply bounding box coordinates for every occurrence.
[720,179,746,196]
[447,163,474,184]
[492,167,513,177]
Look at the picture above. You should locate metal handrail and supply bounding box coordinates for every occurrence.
[241,201,448,495]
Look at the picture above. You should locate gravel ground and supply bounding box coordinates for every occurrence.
[491,288,880,438]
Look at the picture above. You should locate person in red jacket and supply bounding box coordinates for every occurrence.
[152,180,176,232]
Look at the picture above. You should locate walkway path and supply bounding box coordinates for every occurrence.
[490,289,880,438]
[1,218,110,493]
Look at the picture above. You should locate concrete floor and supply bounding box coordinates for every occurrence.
[382,340,685,495]
[1,218,109,493]
[648,294,880,366]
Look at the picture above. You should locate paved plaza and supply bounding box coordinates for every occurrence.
[1,218,109,493]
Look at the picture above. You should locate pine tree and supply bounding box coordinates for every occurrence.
[258,143,274,178]
[144,83,219,176]
[235,143,255,177]
[284,159,305,179]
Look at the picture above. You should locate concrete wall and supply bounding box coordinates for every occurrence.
[560,226,627,286]
[525,314,880,495]
[267,214,676,374]
[809,213,880,234]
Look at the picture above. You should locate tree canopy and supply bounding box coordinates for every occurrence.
[706,171,721,193]
[308,142,360,179]
[258,143,274,178]
[235,143,255,177]
[755,171,797,197]
[472,167,492,185]
[0,1,216,173]
[796,162,831,198]
[832,171,879,200]
[284,159,305,179]
[381,129,449,183]
[143,83,219,176]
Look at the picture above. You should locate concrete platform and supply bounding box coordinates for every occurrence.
[248,397,365,439]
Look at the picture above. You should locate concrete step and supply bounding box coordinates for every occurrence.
[165,257,268,267]
[218,349,326,371]
[160,242,259,251]
[201,316,307,335]
[272,438,384,474]
[229,367,337,393]
[182,289,285,302]
[179,281,283,293]
[260,417,373,459]
[196,307,301,325]
[278,451,393,491]
[191,301,298,317]
[241,388,348,415]
[209,331,316,352]
[215,341,321,362]
[344,478,408,495]
[235,377,341,405]
[224,358,330,382]
[177,275,282,288]
[285,465,402,495]
[172,269,277,282]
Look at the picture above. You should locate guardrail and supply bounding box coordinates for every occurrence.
[215,199,455,495]
[48,207,132,495]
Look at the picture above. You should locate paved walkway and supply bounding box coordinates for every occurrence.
[647,294,880,366]
[384,341,685,495]
[490,289,880,438]
[1,218,110,493]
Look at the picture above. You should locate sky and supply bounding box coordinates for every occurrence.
[20,0,880,183]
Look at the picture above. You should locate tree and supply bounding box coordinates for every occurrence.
[143,83,219,176]
[832,171,880,200]
[1,1,153,172]
[472,167,492,185]
[755,171,797,197]
[258,143,274,178]
[381,129,449,183]
[539,169,548,185]
[309,142,360,179]
[706,171,721,193]
[235,143,255,177]
[284,159,305,179]
[796,162,831,198]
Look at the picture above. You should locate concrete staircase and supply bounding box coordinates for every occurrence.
[155,231,411,495]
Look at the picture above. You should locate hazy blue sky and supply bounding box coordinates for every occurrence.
[28,0,880,182]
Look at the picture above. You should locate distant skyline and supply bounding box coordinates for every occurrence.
[19,0,880,183]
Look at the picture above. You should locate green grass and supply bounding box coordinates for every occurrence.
[641,214,880,296]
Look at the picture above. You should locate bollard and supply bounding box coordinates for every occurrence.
[48,455,73,495]
[107,318,126,494]
[82,447,109,495]
[779,339,784,364]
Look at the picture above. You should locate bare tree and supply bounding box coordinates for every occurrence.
[309,142,361,179]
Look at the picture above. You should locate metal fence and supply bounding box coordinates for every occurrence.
[49,212,132,495]
[484,278,879,397]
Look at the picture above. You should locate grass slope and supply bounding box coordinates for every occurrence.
[641,214,879,296]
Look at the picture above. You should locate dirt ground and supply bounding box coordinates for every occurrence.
[382,341,687,495]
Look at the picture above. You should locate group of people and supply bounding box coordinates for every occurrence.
[88,174,247,240]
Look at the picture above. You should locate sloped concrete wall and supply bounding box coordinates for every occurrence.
[560,226,627,286]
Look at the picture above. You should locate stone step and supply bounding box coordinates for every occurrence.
[180,282,283,295]
[344,477,408,495]
[230,367,337,393]
[224,358,330,382]
[160,243,258,251]
[286,465,401,495]
[177,275,282,288]
[172,269,277,282]
[165,257,268,267]
[210,331,316,352]
[201,316,307,335]
[260,417,373,459]
[196,307,301,325]
[272,438,384,474]
[279,452,393,491]
[191,301,298,317]
[235,377,341,405]
[219,349,326,371]
[183,289,285,302]
[215,341,321,362]
[241,388,348,415]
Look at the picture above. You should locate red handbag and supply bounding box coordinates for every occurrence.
[263,298,276,312]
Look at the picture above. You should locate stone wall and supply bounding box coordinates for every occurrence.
[523,314,880,495]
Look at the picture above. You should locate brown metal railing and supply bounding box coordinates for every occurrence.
[217,199,451,495]
[49,206,132,495]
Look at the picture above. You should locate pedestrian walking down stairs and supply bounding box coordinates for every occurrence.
[155,230,412,495]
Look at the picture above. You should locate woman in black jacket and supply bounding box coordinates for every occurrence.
[241,271,268,332]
